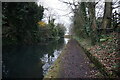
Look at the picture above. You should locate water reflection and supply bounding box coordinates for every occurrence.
[64,38,70,44]
[41,50,62,75]
[40,38,70,75]
[2,38,65,78]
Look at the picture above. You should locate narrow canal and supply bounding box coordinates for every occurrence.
[2,38,69,78]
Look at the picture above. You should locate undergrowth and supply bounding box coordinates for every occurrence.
[74,32,119,78]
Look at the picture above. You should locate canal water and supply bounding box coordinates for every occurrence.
[2,38,70,78]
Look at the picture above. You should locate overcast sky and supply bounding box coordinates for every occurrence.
[37,0,119,34]
[37,0,73,26]
[37,0,75,34]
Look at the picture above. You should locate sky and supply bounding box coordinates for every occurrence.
[37,0,75,34]
[37,0,77,24]
[37,0,119,34]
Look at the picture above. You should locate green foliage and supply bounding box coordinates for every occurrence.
[46,22,65,39]
[56,24,66,37]
[2,2,44,45]
[2,2,65,46]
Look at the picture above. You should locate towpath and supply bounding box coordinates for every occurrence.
[44,39,103,78]
[59,39,101,78]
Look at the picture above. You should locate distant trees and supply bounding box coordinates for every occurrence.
[56,23,66,37]
[2,2,65,45]
[37,20,65,41]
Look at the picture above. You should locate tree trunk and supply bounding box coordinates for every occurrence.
[88,2,97,30]
[102,0,112,29]
[88,2,97,45]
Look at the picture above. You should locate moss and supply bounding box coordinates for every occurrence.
[43,45,67,79]
[43,58,61,79]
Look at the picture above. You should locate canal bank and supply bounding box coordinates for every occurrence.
[44,39,103,79]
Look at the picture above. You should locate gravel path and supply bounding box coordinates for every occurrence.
[59,39,101,78]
